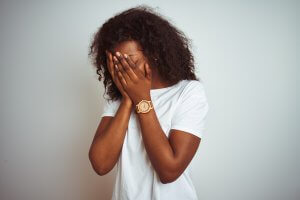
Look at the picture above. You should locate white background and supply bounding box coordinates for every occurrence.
[0,0,299,200]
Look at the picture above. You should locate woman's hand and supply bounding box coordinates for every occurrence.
[112,51,152,105]
[106,50,132,105]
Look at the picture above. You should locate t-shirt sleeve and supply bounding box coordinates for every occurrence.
[100,98,120,118]
[170,81,209,139]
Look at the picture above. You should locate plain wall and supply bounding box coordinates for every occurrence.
[0,0,299,200]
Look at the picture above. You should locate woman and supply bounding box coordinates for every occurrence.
[88,5,209,200]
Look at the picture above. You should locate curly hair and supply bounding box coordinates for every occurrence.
[88,5,200,101]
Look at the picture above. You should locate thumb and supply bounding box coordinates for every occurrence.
[145,63,152,80]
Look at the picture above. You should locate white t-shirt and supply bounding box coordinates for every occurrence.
[100,79,209,200]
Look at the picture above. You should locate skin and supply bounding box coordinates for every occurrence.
[89,40,201,184]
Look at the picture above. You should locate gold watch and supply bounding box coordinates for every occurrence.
[135,100,153,114]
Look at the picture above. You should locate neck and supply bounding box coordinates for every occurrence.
[150,70,171,89]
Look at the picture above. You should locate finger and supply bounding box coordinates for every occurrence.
[116,52,138,81]
[124,54,145,79]
[124,53,136,69]
[116,66,127,87]
[109,52,117,79]
[134,61,147,78]
[106,50,115,78]
[145,63,152,80]
[108,51,115,77]
[113,65,122,86]
[113,55,132,84]
[124,54,144,79]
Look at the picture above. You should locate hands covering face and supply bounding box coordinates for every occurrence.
[106,50,152,105]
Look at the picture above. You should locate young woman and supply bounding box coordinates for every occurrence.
[88,5,209,200]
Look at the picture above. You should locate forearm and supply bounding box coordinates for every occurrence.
[90,99,132,174]
[135,97,176,181]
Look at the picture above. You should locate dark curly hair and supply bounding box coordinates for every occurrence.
[88,5,200,101]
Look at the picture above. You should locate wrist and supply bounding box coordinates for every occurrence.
[133,94,151,105]
[121,97,133,108]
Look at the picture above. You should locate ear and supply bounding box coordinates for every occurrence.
[144,63,152,80]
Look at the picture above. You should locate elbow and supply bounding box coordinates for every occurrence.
[157,162,182,184]
[96,169,109,176]
[94,163,110,176]
[88,151,109,176]
[159,171,180,184]
[160,178,172,184]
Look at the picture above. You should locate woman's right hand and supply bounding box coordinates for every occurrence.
[106,50,132,105]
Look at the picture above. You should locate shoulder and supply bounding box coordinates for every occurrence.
[108,98,121,104]
[103,97,121,108]
[180,80,207,98]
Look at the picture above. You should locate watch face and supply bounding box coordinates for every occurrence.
[140,101,149,111]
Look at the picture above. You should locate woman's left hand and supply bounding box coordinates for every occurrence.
[113,51,152,105]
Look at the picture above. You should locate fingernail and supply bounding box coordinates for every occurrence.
[124,54,128,58]
[116,52,121,57]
